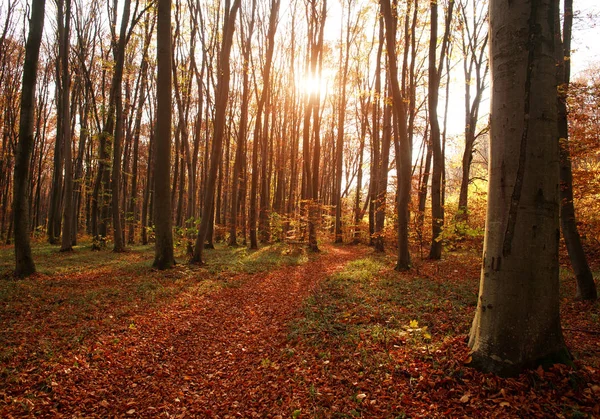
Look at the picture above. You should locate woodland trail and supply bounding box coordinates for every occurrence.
[45,244,367,418]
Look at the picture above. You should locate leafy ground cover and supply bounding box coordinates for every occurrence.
[0,241,599,418]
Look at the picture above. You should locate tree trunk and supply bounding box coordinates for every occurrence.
[334,1,352,244]
[153,0,175,269]
[468,0,570,376]
[374,81,392,252]
[228,4,254,246]
[59,0,73,252]
[555,0,597,301]
[192,0,241,264]
[457,0,488,218]
[380,0,411,270]
[13,0,45,276]
[428,0,454,260]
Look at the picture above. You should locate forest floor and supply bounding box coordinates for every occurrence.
[1,240,599,418]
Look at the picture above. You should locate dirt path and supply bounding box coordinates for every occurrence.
[46,244,366,418]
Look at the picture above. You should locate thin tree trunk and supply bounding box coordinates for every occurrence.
[59,0,73,252]
[192,0,241,264]
[380,0,411,270]
[153,0,175,268]
[13,0,45,276]
[555,0,597,301]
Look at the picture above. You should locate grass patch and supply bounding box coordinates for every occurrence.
[203,242,309,275]
[289,253,479,363]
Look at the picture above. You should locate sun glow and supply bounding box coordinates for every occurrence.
[296,72,332,96]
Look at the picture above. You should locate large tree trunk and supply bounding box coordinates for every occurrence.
[13,0,45,276]
[468,0,570,376]
[152,0,175,269]
[555,0,597,301]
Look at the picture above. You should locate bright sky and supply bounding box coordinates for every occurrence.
[444,0,600,138]
[571,0,600,76]
[320,0,600,138]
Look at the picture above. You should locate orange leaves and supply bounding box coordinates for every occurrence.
[1,244,600,417]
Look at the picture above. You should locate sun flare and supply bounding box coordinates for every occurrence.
[297,73,330,96]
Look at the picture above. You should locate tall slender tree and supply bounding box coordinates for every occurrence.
[457,0,488,218]
[192,0,242,264]
[13,0,46,276]
[153,0,175,269]
[229,0,256,246]
[555,0,597,301]
[333,0,355,244]
[428,0,454,260]
[59,0,74,252]
[301,0,327,252]
[380,0,411,270]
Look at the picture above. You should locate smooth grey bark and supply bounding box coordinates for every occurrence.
[468,0,570,376]
[13,0,46,276]
[152,0,175,269]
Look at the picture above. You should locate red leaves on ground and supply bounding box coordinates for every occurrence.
[1,244,599,418]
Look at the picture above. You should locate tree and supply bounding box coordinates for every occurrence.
[59,0,74,252]
[13,0,46,276]
[555,0,597,301]
[468,0,570,376]
[333,0,356,244]
[428,0,454,260]
[301,0,327,253]
[153,0,175,269]
[229,0,256,246]
[380,0,411,270]
[249,0,280,249]
[457,0,488,219]
[192,0,242,264]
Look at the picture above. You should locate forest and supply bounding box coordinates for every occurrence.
[1,0,600,416]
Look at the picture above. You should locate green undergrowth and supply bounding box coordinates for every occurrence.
[202,242,309,275]
[0,240,308,276]
[289,253,479,364]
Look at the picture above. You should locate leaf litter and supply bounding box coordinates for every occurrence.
[0,244,599,418]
